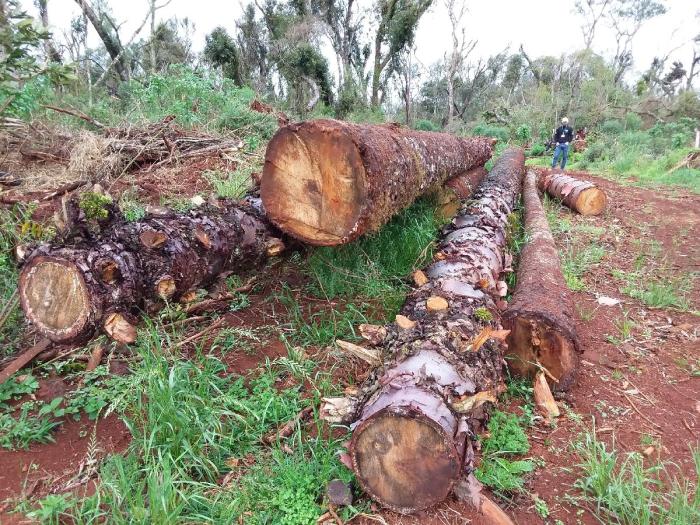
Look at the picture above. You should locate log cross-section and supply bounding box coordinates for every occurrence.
[19,200,281,344]
[337,148,525,514]
[261,119,495,245]
[503,170,582,390]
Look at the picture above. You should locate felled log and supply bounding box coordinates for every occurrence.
[431,166,488,220]
[261,119,495,246]
[538,170,606,216]
[19,200,281,344]
[325,149,525,514]
[503,171,581,391]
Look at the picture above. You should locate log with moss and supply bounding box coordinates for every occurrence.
[503,170,581,391]
[538,170,607,216]
[322,148,525,513]
[261,119,495,246]
[18,198,282,344]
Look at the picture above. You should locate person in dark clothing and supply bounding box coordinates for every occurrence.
[551,117,574,170]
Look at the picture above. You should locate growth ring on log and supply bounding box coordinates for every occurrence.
[350,406,460,513]
[18,256,92,342]
[261,124,366,245]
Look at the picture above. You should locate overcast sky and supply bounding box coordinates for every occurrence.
[25,0,700,82]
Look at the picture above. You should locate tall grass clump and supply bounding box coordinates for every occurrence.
[574,431,700,525]
[307,197,442,317]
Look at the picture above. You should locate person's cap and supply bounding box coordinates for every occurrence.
[562,117,569,123]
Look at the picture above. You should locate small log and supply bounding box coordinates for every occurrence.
[503,171,581,391]
[261,119,494,245]
[346,149,525,514]
[0,339,52,385]
[104,313,137,344]
[19,201,280,344]
[335,340,382,366]
[85,344,105,372]
[538,170,607,216]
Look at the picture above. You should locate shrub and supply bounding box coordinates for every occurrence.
[515,124,532,144]
[414,119,439,132]
[472,123,509,143]
[624,113,643,131]
[601,119,624,135]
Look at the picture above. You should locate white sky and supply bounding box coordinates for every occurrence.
[24,0,700,82]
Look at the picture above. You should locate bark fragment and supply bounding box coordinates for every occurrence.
[261,119,495,245]
[503,170,581,391]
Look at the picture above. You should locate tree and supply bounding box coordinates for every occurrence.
[73,0,129,81]
[236,3,270,92]
[142,18,193,74]
[610,0,667,84]
[443,0,475,126]
[203,27,243,85]
[34,0,62,62]
[370,0,432,109]
[575,0,612,50]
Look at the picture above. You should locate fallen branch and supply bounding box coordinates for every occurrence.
[0,339,52,385]
[42,105,105,129]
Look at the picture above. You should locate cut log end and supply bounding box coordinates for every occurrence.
[575,187,607,216]
[18,257,91,342]
[350,408,460,514]
[156,276,176,299]
[261,125,365,245]
[104,312,137,344]
[505,315,578,391]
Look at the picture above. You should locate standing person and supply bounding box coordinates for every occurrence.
[551,117,574,170]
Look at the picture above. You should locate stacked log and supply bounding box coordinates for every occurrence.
[324,148,525,513]
[538,171,606,216]
[261,119,495,246]
[18,199,282,344]
[503,171,581,390]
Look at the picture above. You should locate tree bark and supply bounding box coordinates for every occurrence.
[503,171,581,391]
[19,199,282,344]
[538,170,607,216]
[261,119,495,246]
[326,148,525,513]
[36,0,62,63]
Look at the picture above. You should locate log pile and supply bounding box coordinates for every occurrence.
[261,119,495,246]
[538,171,607,216]
[503,171,581,391]
[18,198,282,344]
[323,148,525,513]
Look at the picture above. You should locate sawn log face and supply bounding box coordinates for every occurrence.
[261,119,495,246]
[347,148,525,513]
[503,171,581,391]
[538,170,607,216]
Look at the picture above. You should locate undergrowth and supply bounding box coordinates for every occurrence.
[18,323,359,524]
[574,431,700,525]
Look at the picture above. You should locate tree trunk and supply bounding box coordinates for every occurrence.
[19,200,282,344]
[503,171,581,391]
[431,166,488,220]
[261,119,495,246]
[74,0,129,82]
[538,170,607,216]
[36,0,62,63]
[327,148,525,513]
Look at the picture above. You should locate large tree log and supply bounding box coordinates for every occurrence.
[18,199,281,344]
[326,149,525,514]
[261,119,495,246]
[538,170,607,216]
[503,171,581,391]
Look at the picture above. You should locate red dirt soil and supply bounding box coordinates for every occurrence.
[1,170,698,524]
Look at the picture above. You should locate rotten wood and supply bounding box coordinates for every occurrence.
[533,371,560,420]
[503,170,582,391]
[538,170,607,216]
[336,149,525,514]
[261,119,495,245]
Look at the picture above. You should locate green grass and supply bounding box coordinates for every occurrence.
[19,322,359,524]
[306,197,443,317]
[574,432,700,525]
[612,269,695,311]
[205,167,254,199]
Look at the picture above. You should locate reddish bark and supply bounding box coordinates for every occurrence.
[261,119,495,245]
[503,171,581,390]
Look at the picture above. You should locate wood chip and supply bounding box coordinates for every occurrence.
[335,340,381,366]
[426,296,449,312]
[358,324,387,345]
[452,390,498,413]
[395,315,416,330]
[413,270,428,286]
[533,371,560,420]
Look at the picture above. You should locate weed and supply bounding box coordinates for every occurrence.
[205,168,252,199]
[613,269,694,310]
[79,192,113,221]
[606,312,635,345]
[474,306,493,322]
[119,192,147,222]
[534,497,549,518]
[25,494,73,525]
[574,432,700,525]
[561,243,605,291]
[476,411,534,495]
